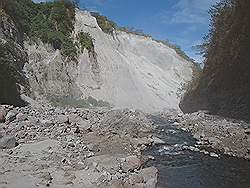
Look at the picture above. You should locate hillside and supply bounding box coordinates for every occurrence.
[180,0,250,120]
[1,1,250,188]
[0,0,194,112]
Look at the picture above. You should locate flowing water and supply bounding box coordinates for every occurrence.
[145,116,250,188]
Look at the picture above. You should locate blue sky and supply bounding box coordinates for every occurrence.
[34,0,219,63]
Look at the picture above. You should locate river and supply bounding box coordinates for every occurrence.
[144,115,250,188]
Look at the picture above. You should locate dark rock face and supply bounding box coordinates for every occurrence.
[180,0,250,121]
[0,11,28,106]
[180,71,250,121]
[0,11,22,43]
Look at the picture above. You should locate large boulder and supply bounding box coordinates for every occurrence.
[56,115,69,124]
[121,155,142,172]
[16,113,28,122]
[0,109,6,123]
[5,109,18,122]
[139,167,158,188]
[0,136,18,149]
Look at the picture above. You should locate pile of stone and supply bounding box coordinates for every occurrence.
[0,104,158,188]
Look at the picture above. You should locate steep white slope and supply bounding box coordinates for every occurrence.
[25,10,193,112]
[73,10,193,112]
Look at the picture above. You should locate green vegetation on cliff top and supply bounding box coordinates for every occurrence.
[1,0,94,59]
[91,12,194,63]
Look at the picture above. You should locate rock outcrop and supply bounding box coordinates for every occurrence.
[0,10,28,106]
[180,0,250,120]
[24,10,193,112]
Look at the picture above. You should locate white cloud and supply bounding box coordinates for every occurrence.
[160,0,219,24]
[175,0,218,11]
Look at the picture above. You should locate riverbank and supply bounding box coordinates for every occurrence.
[159,111,250,160]
[0,104,161,188]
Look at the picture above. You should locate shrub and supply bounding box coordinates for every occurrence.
[77,32,94,52]
[1,0,36,35]
[155,39,194,62]
[30,1,77,53]
[61,37,78,60]
[2,0,79,59]
[91,12,117,34]
[119,27,151,37]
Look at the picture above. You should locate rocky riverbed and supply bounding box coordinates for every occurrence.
[0,104,162,188]
[1,104,250,188]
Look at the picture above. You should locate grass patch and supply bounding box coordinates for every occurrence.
[50,96,110,108]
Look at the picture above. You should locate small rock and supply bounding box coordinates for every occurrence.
[0,131,5,139]
[129,173,144,185]
[0,109,7,123]
[41,172,53,182]
[108,179,124,188]
[61,158,67,164]
[131,137,152,147]
[147,155,155,160]
[200,150,209,155]
[193,130,205,140]
[0,136,18,149]
[56,115,68,124]
[244,128,250,135]
[208,137,220,145]
[87,152,95,158]
[139,167,158,187]
[54,108,63,114]
[16,113,28,122]
[146,178,157,188]
[68,142,75,147]
[121,155,142,172]
[173,122,180,126]
[87,143,99,152]
[5,110,18,122]
[96,171,112,185]
[223,147,230,153]
[177,113,183,118]
[184,146,200,152]
[73,126,80,134]
[64,181,73,185]
[210,152,219,158]
[78,120,91,131]
[73,162,87,170]
[68,114,82,124]
[149,136,165,145]
[41,119,54,127]
[92,162,99,168]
